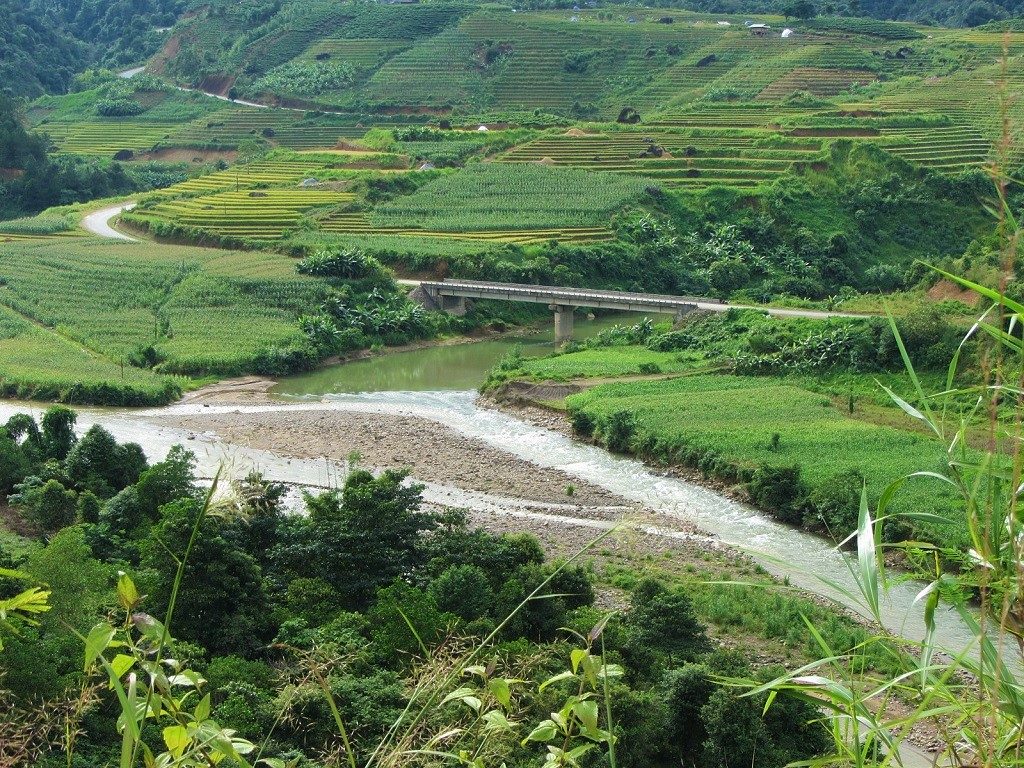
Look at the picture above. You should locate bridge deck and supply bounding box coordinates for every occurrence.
[420,279,717,313]
[417,279,866,321]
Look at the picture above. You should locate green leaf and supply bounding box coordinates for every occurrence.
[522,720,558,745]
[110,653,135,680]
[570,648,588,673]
[574,699,599,734]
[195,692,212,722]
[84,622,116,672]
[116,572,140,611]
[163,725,189,758]
[539,670,576,692]
[488,677,511,709]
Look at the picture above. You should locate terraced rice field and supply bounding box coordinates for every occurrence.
[155,159,335,195]
[499,130,824,188]
[757,68,876,100]
[879,125,992,170]
[0,231,86,243]
[34,121,177,154]
[318,211,611,244]
[144,188,354,239]
[166,108,368,150]
[299,37,411,67]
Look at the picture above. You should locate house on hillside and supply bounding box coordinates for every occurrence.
[749,23,771,37]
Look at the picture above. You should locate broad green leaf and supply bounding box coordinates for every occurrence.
[116,572,140,611]
[84,622,116,671]
[163,725,189,758]
[110,653,135,680]
[573,699,599,734]
[195,692,212,722]
[539,670,575,692]
[488,677,511,709]
[522,720,558,744]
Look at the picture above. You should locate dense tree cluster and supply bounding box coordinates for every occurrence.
[0,406,828,766]
[0,94,139,217]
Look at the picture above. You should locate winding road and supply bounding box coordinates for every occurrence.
[81,202,137,241]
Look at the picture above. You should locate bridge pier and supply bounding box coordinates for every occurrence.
[551,303,575,344]
[439,294,467,316]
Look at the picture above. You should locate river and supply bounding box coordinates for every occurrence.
[0,321,980,666]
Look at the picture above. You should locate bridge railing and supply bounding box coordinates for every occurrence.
[421,279,725,307]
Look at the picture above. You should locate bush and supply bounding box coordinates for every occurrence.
[601,410,635,453]
[748,465,807,525]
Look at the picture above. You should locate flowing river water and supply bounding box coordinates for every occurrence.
[0,319,980,665]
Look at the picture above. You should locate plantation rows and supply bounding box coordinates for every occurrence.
[165,109,368,151]
[879,125,992,170]
[318,212,612,244]
[0,238,325,387]
[34,121,176,154]
[756,68,876,100]
[499,130,825,188]
[369,163,650,231]
[155,158,337,195]
[143,188,354,240]
[299,37,411,68]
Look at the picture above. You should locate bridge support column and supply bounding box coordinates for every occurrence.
[551,304,574,344]
[439,294,468,316]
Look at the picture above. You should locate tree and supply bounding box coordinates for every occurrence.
[140,499,270,656]
[31,480,77,532]
[626,579,710,664]
[64,425,147,495]
[41,406,76,461]
[428,564,493,621]
[0,431,31,495]
[784,1,817,19]
[303,469,439,610]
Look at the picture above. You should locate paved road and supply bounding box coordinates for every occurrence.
[82,203,137,241]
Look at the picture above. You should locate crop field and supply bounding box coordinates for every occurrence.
[35,121,177,154]
[164,108,369,151]
[499,129,825,188]
[318,211,612,244]
[519,347,699,380]
[141,188,354,240]
[369,164,653,230]
[0,304,181,405]
[298,38,411,68]
[154,158,339,195]
[567,374,968,548]
[0,239,327,383]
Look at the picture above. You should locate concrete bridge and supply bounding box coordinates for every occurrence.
[409,279,867,342]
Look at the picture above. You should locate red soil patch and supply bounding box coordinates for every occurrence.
[927,279,981,307]
[199,74,236,97]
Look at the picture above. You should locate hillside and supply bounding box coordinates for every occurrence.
[0,0,188,96]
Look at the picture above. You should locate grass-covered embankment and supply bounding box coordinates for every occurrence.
[487,307,974,556]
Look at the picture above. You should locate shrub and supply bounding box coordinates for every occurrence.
[601,410,635,453]
[748,465,807,525]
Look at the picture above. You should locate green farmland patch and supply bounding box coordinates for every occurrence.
[567,374,966,549]
[369,163,654,232]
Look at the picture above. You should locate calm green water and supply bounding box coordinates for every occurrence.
[274,315,643,395]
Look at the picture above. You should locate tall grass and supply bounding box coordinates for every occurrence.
[730,48,1024,767]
